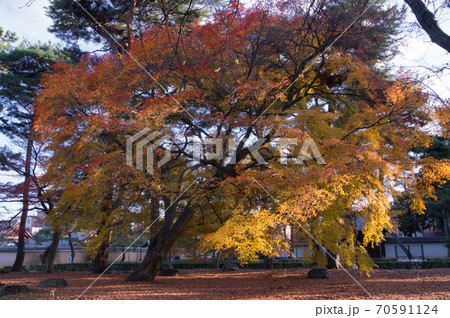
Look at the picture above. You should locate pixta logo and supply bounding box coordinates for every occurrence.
[126,128,325,174]
[126,128,171,174]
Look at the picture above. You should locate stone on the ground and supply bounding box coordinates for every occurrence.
[307,268,331,279]
[38,278,68,288]
[222,263,240,271]
[160,263,174,271]
[157,268,180,277]
[0,285,31,296]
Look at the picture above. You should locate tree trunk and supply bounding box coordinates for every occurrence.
[263,256,274,269]
[93,232,111,274]
[11,138,32,272]
[45,230,61,273]
[41,246,49,264]
[442,210,450,257]
[405,0,450,54]
[68,232,75,263]
[127,201,196,281]
[326,251,339,269]
[93,187,113,274]
[214,250,220,270]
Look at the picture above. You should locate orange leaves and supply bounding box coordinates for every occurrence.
[434,104,450,137]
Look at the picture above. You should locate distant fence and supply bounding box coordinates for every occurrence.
[0,247,149,267]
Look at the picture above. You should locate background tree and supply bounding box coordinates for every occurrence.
[34,227,80,263]
[0,36,79,271]
[394,195,432,237]
[393,136,450,256]
[0,27,17,53]
[46,0,218,54]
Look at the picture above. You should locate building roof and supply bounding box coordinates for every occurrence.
[0,222,32,240]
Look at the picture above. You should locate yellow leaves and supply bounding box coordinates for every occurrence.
[407,194,427,214]
[420,157,450,185]
[408,157,450,213]
[434,105,450,137]
[201,209,290,263]
[355,244,376,276]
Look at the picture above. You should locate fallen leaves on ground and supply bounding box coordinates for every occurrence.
[0,268,448,300]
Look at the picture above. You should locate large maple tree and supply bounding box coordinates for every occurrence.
[35,0,449,281]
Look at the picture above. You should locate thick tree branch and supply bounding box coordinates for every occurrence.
[405,0,450,53]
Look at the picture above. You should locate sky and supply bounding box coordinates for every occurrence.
[0,0,449,218]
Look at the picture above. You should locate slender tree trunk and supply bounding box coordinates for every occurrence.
[68,232,75,263]
[45,230,61,273]
[214,250,220,270]
[263,256,274,269]
[442,210,450,257]
[127,202,196,281]
[125,0,137,49]
[11,138,32,272]
[41,246,49,264]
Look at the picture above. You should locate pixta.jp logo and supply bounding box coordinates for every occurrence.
[126,128,171,174]
[126,128,325,174]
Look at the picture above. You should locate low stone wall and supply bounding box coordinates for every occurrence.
[0,247,149,267]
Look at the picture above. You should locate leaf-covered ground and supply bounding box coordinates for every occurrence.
[0,268,449,300]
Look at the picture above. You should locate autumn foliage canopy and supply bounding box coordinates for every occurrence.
[33,0,449,277]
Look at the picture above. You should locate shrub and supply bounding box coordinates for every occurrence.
[7,257,449,272]
[372,257,450,269]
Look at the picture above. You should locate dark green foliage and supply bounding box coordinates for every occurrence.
[34,227,83,246]
[0,41,80,139]
[372,257,450,269]
[0,38,82,272]
[4,258,450,272]
[0,28,17,68]
[33,228,54,245]
[416,137,450,237]
[1,259,308,272]
[394,195,432,237]
[46,0,214,51]
[328,0,405,62]
[420,138,450,237]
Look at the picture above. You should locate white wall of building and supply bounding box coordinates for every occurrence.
[385,243,448,259]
